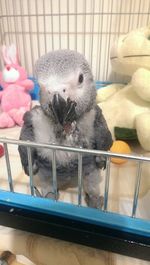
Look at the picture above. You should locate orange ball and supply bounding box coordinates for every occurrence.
[110,140,131,164]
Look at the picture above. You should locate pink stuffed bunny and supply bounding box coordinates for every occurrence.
[0,44,34,128]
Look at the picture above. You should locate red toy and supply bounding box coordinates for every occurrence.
[0,144,4,157]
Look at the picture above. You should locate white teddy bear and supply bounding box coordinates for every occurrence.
[97,26,150,151]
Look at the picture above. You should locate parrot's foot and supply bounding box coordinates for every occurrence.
[34,186,59,200]
[95,156,106,169]
[0,112,15,128]
[45,191,59,200]
[85,193,104,209]
[33,186,42,197]
[25,161,39,176]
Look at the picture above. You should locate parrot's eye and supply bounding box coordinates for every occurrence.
[78,73,84,84]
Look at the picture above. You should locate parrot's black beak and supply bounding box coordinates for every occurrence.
[51,93,77,126]
[52,93,67,125]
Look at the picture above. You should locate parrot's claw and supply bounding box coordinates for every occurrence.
[85,193,104,209]
[33,186,42,197]
[95,156,106,170]
[25,161,39,176]
[45,191,59,200]
[33,186,59,200]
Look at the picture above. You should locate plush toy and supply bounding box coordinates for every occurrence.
[97,26,150,151]
[110,140,131,164]
[0,44,34,128]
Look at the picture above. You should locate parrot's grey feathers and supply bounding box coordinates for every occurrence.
[93,105,113,169]
[19,49,113,208]
[31,106,96,164]
[34,49,96,119]
[34,49,92,83]
[94,105,113,151]
[18,109,39,175]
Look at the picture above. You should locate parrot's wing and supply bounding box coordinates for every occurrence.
[93,105,113,169]
[18,109,39,175]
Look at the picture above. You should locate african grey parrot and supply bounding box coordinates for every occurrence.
[18,50,113,208]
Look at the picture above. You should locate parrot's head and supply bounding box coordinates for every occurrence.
[34,50,96,122]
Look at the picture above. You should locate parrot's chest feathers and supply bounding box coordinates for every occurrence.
[32,107,95,165]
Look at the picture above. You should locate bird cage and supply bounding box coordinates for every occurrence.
[0,0,150,261]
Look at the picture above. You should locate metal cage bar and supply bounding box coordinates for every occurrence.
[0,137,150,218]
[58,0,62,49]
[75,0,78,51]
[11,0,20,57]
[27,0,34,71]
[89,0,95,68]
[0,136,150,260]
[3,143,14,192]
[67,0,70,49]
[1,138,150,162]
[52,149,58,200]
[4,0,11,44]
[27,146,34,196]
[50,0,54,50]
[19,0,28,70]
[104,157,111,211]
[96,0,104,80]
[106,0,114,80]
[132,160,143,217]
[43,0,47,53]
[78,153,83,206]
[82,0,86,55]
[35,0,40,59]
